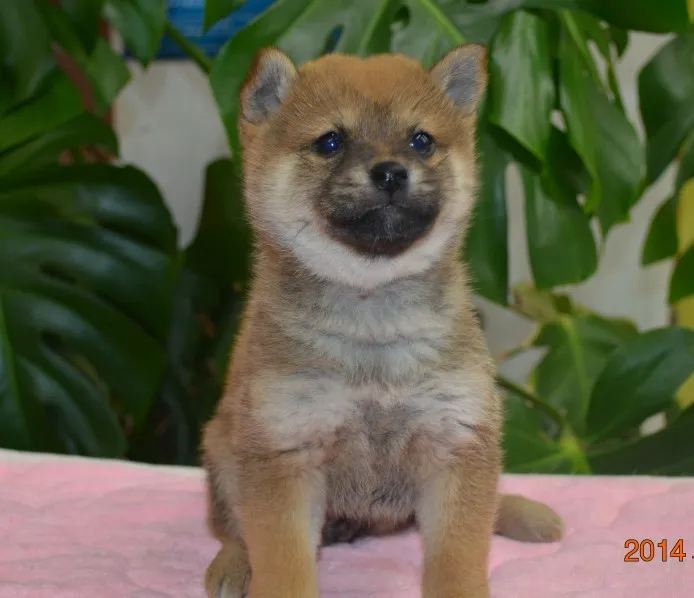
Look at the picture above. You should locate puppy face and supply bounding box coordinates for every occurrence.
[240,46,488,289]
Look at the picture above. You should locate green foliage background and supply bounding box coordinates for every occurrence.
[1,0,694,472]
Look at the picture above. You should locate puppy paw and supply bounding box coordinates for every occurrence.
[205,541,250,598]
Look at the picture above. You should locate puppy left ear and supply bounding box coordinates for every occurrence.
[430,44,488,114]
[241,47,297,124]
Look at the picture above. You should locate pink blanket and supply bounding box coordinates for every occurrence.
[1,449,693,597]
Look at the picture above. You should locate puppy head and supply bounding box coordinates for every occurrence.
[240,45,487,289]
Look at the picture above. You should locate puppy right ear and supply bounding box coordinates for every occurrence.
[241,48,297,124]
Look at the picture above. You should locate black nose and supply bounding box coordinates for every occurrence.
[370,161,408,193]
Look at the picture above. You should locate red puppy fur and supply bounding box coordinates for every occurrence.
[202,44,564,598]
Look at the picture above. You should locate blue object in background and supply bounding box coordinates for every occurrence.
[133,0,277,60]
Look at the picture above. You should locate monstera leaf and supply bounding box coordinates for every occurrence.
[0,115,178,456]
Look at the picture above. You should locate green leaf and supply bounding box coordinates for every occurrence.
[277,0,396,64]
[641,136,694,267]
[59,0,108,53]
[36,2,131,111]
[104,0,167,65]
[488,11,554,167]
[85,38,132,111]
[559,11,604,88]
[560,32,644,227]
[531,313,638,433]
[609,26,629,57]
[522,166,598,289]
[0,1,56,110]
[185,158,252,286]
[503,392,576,473]
[526,0,691,33]
[546,126,591,195]
[675,133,694,193]
[588,404,694,475]
[638,30,694,184]
[37,0,89,64]
[392,0,517,64]
[204,0,247,31]
[585,327,694,442]
[405,1,690,41]
[670,245,694,304]
[0,114,118,177]
[390,0,465,67]
[210,0,313,156]
[0,164,178,455]
[0,73,84,153]
[641,195,679,266]
[464,130,508,305]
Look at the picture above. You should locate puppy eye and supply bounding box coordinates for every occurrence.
[409,131,436,156]
[312,131,344,156]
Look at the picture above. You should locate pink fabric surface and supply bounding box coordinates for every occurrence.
[1,449,693,597]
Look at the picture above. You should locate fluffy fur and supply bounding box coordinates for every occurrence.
[202,45,563,598]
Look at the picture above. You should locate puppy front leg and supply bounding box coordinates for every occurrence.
[239,463,324,598]
[417,440,500,598]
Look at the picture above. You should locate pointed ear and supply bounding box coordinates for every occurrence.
[241,48,297,124]
[430,44,488,114]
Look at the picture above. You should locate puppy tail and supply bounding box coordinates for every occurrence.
[495,493,564,543]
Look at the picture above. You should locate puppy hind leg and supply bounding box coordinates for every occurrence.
[495,493,564,543]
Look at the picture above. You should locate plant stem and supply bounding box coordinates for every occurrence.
[164,23,213,73]
[496,374,566,432]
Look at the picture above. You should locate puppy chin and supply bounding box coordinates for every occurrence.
[283,215,461,291]
[327,204,440,258]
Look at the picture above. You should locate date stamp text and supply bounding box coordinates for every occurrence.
[624,539,690,562]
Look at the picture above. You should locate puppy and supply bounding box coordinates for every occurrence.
[202,44,563,598]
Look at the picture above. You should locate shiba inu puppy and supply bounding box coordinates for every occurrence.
[202,44,563,598]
